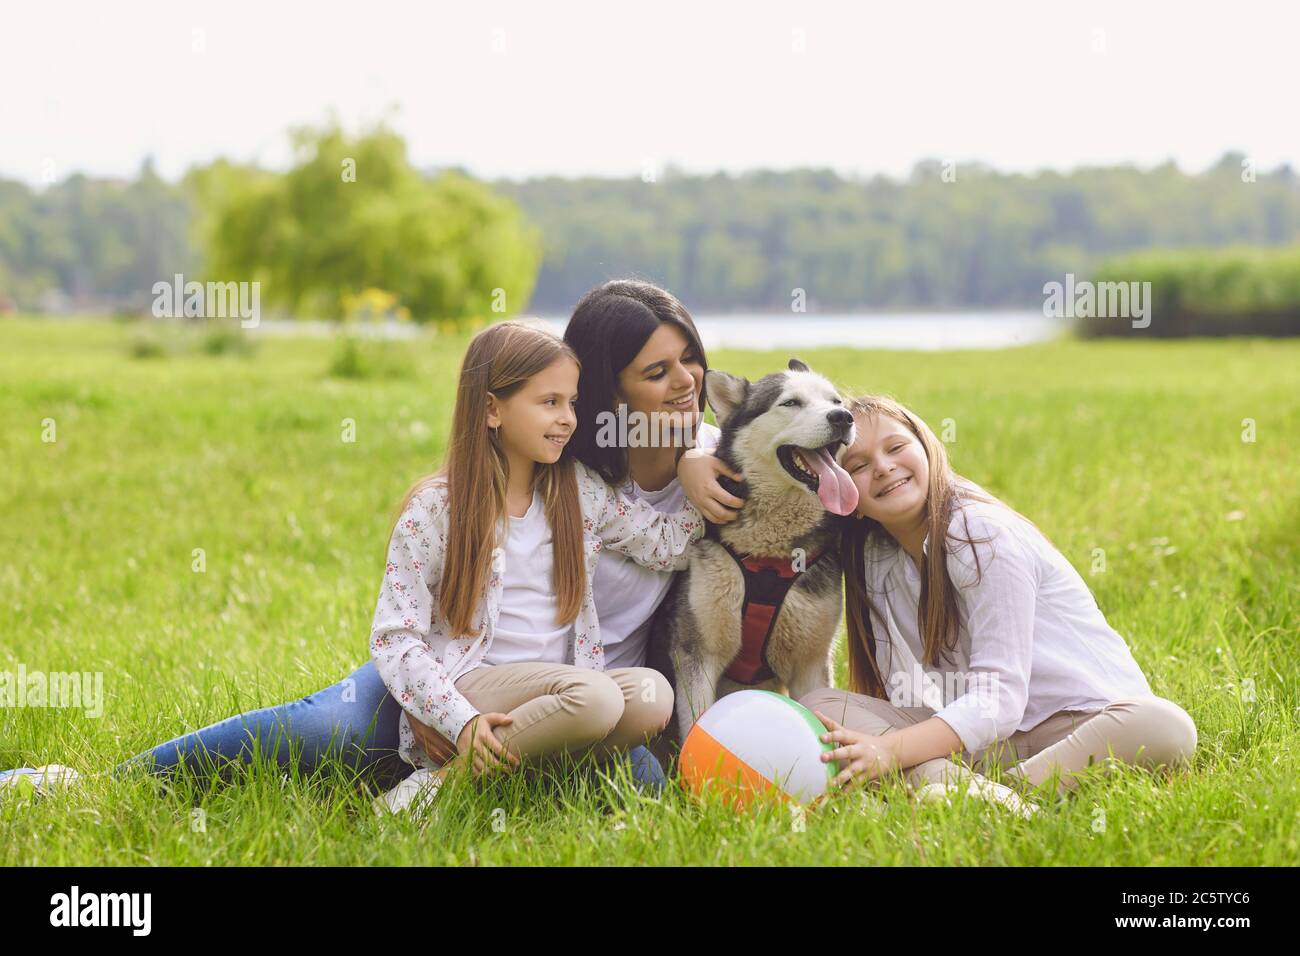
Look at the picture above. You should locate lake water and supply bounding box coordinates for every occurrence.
[252,310,1069,350]
[539,311,1068,351]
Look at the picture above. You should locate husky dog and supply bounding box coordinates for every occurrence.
[648,358,860,741]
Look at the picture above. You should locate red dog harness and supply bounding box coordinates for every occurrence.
[718,541,828,685]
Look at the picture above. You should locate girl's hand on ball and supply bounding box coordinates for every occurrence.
[814,711,901,789]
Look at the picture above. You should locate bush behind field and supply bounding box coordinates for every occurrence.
[1080,245,1300,337]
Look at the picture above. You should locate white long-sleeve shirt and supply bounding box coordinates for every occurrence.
[860,486,1152,753]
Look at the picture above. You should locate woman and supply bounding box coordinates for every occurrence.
[799,394,1197,809]
[3,280,743,798]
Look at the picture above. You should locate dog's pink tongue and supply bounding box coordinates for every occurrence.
[808,447,859,515]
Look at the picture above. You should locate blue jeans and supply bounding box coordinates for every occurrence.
[115,660,412,789]
[107,659,666,792]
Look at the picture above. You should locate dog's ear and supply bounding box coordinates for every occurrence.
[704,369,749,426]
[788,357,810,373]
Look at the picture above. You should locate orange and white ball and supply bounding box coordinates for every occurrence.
[678,690,839,808]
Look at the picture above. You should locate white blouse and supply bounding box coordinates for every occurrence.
[594,422,721,668]
[861,487,1152,753]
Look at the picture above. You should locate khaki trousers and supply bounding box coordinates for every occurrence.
[453,662,673,768]
[797,689,1197,796]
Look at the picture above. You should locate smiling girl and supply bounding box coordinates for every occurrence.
[799,395,1197,808]
[399,281,741,776]
[369,320,711,796]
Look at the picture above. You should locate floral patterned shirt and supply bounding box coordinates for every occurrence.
[369,460,704,769]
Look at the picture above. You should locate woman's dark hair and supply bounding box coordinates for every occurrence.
[563,280,709,485]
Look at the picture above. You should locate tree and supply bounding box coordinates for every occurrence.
[190,120,541,324]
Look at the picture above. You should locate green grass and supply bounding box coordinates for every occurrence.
[1,316,1297,865]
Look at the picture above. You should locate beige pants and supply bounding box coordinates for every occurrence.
[797,689,1197,796]
[454,662,673,768]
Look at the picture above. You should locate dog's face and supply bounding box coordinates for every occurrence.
[706,359,859,516]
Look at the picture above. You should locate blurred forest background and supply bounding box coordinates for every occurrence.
[3,121,1299,333]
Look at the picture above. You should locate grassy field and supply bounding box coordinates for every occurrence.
[1,316,1296,866]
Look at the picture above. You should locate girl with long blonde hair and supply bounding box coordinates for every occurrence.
[368,320,711,806]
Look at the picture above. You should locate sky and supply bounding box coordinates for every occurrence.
[3,0,1298,187]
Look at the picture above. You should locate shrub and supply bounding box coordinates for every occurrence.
[1079,245,1300,337]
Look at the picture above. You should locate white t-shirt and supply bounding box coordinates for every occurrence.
[482,489,573,666]
[593,422,722,668]
[861,486,1153,753]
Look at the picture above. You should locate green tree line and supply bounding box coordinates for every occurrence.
[1,121,541,326]
[3,139,1298,320]
[502,156,1300,312]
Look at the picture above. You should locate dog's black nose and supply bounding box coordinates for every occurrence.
[827,408,853,427]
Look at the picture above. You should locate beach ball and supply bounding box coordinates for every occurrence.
[678,690,839,808]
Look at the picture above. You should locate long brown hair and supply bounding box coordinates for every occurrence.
[841,395,997,698]
[401,321,586,638]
